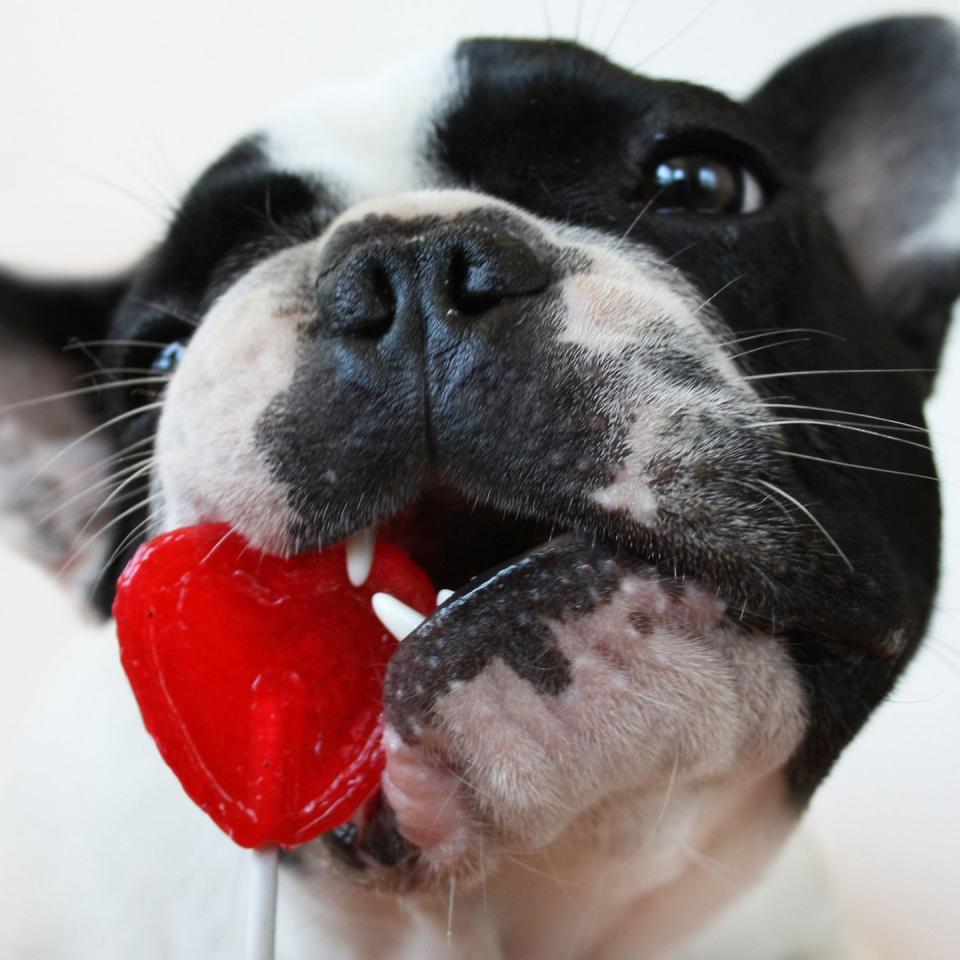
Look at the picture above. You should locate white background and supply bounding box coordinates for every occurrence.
[1,1,958,956]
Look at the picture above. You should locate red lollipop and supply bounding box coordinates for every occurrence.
[113,523,435,849]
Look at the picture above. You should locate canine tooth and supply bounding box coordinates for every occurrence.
[372,593,426,642]
[436,589,454,605]
[346,527,376,586]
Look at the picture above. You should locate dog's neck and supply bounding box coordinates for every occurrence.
[280,775,794,959]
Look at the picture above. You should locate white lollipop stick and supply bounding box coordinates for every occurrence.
[247,846,279,960]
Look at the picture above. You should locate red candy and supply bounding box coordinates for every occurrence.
[113,524,434,849]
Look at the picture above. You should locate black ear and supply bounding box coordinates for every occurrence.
[0,269,130,595]
[749,17,960,374]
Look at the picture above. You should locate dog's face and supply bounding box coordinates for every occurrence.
[3,15,959,950]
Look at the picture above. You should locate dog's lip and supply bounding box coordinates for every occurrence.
[335,484,708,603]
[332,493,890,657]
[329,481,792,640]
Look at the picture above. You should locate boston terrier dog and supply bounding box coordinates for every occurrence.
[1,15,958,960]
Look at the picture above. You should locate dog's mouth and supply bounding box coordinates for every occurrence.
[317,483,743,879]
[373,486,560,594]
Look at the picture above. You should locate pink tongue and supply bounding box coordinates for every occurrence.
[113,524,435,849]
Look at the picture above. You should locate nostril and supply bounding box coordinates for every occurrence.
[315,219,550,338]
[318,254,397,339]
[446,247,503,316]
[444,231,549,319]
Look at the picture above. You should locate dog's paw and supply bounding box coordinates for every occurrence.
[359,534,807,890]
[381,726,478,863]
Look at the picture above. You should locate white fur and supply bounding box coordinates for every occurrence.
[264,49,460,205]
[156,252,310,552]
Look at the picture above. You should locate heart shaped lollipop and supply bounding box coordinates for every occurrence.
[113,523,435,849]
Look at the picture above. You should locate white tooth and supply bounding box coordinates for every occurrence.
[372,592,426,642]
[436,589,454,605]
[346,526,376,586]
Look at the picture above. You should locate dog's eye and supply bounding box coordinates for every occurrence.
[639,154,765,215]
[152,341,186,374]
[127,341,186,404]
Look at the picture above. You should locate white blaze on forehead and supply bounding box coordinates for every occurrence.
[322,188,506,232]
[263,47,462,205]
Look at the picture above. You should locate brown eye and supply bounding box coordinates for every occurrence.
[640,154,765,215]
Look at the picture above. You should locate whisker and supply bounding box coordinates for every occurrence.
[639,751,681,850]
[662,240,702,264]
[732,479,798,527]
[499,851,586,893]
[746,367,933,381]
[759,402,930,434]
[603,0,640,54]
[727,336,810,360]
[58,435,158,491]
[620,188,664,241]
[0,378,169,414]
[19,401,165,491]
[88,512,156,596]
[35,455,156,525]
[59,165,171,223]
[721,327,846,347]
[446,875,456,948]
[754,479,853,571]
[478,830,489,916]
[59,492,160,578]
[631,0,721,68]
[132,298,201,328]
[683,844,743,885]
[750,418,934,454]
[65,338,171,352]
[199,526,240,566]
[587,0,610,45]
[692,273,744,313]
[779,449,940,482]
[922,635,960,681]
[72,461,156,545]
[76,366,164,382]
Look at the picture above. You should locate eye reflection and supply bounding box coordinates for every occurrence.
[641,153,765,215]
[153,341,186,374]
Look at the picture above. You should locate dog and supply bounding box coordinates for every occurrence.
[1,15,958,959]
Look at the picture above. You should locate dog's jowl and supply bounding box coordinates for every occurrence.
[1,17,958,960]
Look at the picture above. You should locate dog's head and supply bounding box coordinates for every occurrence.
[3,13,959,941]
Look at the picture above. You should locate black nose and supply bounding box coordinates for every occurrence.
[316,221,549,339]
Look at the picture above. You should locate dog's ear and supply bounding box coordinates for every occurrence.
[749,17,960,380]
[0,268,130,598]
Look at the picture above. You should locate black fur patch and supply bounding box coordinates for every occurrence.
[385,536,632,742]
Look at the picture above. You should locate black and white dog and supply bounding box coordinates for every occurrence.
[1,15,958,959]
